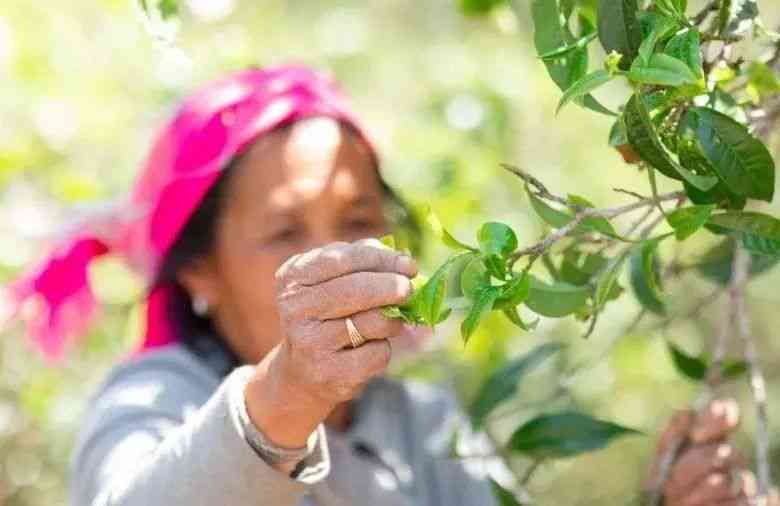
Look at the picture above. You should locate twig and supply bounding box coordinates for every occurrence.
[503,164,570,207]
[692,0,719,26]
[613,188,648,201]
[509,192,685,262]
[732,244,773,502]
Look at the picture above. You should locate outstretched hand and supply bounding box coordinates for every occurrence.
[646,399,779,506]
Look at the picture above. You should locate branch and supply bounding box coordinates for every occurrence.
[692,0,719,26]
[732,244,773,502]
[502,164,570,207]
[509,191,684,262]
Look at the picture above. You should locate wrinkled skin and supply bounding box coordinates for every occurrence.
[647,399,780,506]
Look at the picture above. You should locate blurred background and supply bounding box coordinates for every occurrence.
[1,0,780,504]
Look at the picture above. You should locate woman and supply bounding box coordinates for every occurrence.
[5,64,767,506]
[6,64,498,506]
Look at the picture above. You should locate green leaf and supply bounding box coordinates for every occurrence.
[560,251,608,286]
[664,29,703,78]
[525,276,590,317]
[502,306,540,331]
[718,0,759,38]
[708,212,780,256]
[684,107,775,202]
[609,115,628,147]
[629,54,699,87]
[532,0,611,116]
[490,479,525,506]
[495,272,532,309]
[528,188,573,228]
[478,222,519,258]
[477,222,518,279]
[532,0,588,90]
[425,207,478,252]
[469,343,563,428]
[158,0,179,19]
[527,187,620,238]
[629,239,666,315]
[668,342,748,382]
[636,13,679,64]
[595,254,628,308]
[459,0,506,15]
[668,342,708,381]
[624,94,718,191]
[417,254,469,327]
[557,70,613,114]
[597,0,642,70]
[568,194,622,238]
[539,32,599,60]
[509,412,640,458]
[461,286,501,343]
[696,237,780,284]
[666,205,716,240]
[461,257,490,299]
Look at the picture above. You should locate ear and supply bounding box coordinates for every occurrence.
[176,256,221,310]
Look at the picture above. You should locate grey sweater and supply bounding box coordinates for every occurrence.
[70,344,501,506]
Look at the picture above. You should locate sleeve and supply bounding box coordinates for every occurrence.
[70,360,330,506]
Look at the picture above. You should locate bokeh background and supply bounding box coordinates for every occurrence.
[1,0,780,504]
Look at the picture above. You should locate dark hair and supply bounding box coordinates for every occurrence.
[153,124,421,352]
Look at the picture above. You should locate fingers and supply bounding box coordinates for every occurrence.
[337,339,392,379]
[666,443,746,497]
[683,470,762,506]
[278,239,417,287]
[307,271,413,319]
[644,410,694,491]
[319,308,405,350]
[311,340,390,401]
[658,410,695,457]
[691,399,740,444]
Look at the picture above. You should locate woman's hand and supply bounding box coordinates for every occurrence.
[646,399,779,506]
[244,239,417,452]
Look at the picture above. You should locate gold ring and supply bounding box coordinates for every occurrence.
[345,317,366,348]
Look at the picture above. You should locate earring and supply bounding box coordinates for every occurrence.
[192,295,210,317]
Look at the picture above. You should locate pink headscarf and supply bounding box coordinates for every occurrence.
[3,64,380,361]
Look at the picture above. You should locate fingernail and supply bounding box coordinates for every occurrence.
[723,400,739,426]
[716,444,732,463]
[741,471,757,496]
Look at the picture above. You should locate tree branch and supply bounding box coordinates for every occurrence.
[732,244,773,502]
[509,191,684,262]
[502,164,570,207]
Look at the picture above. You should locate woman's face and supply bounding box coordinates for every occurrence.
[179,117,389,363]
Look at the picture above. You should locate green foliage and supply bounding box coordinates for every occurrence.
[667,342,747,382]
[630,239,666,315]
[139,0,179,19]
[683,108,775,202]
[469,343,562,428]
[508,412,640,458]
[557,70,613,114]
[708,212,780,256]
[695,238,780,285]
[597,0,642,70]
[666,205,715,240]
[458,0,506,15]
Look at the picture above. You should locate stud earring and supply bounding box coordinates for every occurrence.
[192,295,210,317]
